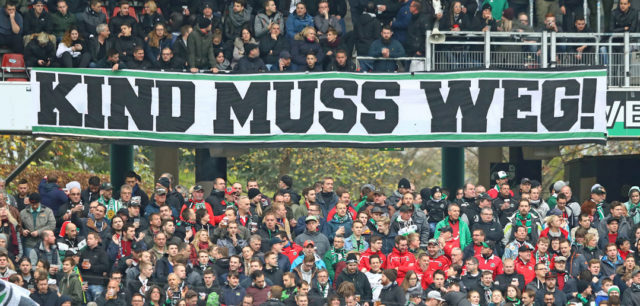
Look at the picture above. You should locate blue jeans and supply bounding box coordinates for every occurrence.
[86,284,104,301]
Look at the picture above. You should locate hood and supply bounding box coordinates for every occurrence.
[391,247,409,256]
[57,295,73,305]
[42,182,60,193]
[215,258,230,270]
[630,186,640,197]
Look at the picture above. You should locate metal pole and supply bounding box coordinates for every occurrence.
[597,0,601,32]
[484,31,491,68]
[550,31,557,67]
[442,148,465,194]
[584,0,588,28]
[110,144,134,193]
[426,30,432,71]
[625,31,630,87]
[5,140,52,184]
[530,0,534,29]
[542,32,549,68]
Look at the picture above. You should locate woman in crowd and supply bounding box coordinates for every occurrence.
[195,208,216,239]
[56,26,91,68]
[144,285,165,306]
[0,207,21,259]
[401,270,422,301]
[146,23,173,66]
[291,26,323,71]
[140,0,166,35]
[190,229,212,265]
[232,27,258,65]
[540,215,569,239]
[505,285,521,305]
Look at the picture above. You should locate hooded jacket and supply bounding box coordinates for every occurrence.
[359,248,387,271]
[386,247,416,270]
[59,271,83,305]
[285,12,314,39]
[38,179,68,213]
[295,229,331,257]
[323,215,353,241]
[77,6,107,39]
[434,216,472,249]
[380,281,406,306]
[187,28,215,69]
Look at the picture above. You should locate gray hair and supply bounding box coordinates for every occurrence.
[96,23,109,34]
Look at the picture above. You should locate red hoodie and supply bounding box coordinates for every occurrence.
[386,248,416,271]
[282,243,303,263]
[514,255,536,284]
[326,205,358,221]
[359,248,387,271]
[428,254,451,272]
[475,253,504,278]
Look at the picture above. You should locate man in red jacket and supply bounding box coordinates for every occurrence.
[515,245,536,285]
[359,235,387,272]
[180,185,215,225]
[475,241,504,278]
[280,233,303,263]
[386,236,416,270]
[427,238,451,272]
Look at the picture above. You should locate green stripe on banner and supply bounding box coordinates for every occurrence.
[32,126,606,142]
[30,68,607,81]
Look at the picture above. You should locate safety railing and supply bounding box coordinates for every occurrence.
[424,31,640,88]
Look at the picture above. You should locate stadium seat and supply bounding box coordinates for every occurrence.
[102,6,109,23]
[112,6,138,21]
[2,53,27,81]
[6,78,29,82]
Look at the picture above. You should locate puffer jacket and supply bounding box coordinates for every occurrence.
[290,37,324,66]
[355,12,382,55]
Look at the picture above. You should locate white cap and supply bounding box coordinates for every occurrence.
[497,171,508,179]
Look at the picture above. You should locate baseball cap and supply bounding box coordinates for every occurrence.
[225,187,238,195]
[545,271,557,279]
[477,193,491,201]
[305,215,318,223]
[101,182,113,190]
[193,185,204,192]
[554,256,567,262]
[28,193,41,204]
[428,238,438,245]
[607,217,620,225]
[361,184,376,193]
[520,178,531,185]
[155,187,167,195]
[303,240,315,247]
[427,291,445,301]
[270,237,285,245]
[553,180,568,192]
[518,245,531,252]
[591,184,606,194]
[279,50,291,59]
[132,242,146,252]
[157,177,170,188]
[399,205,413,213]
[497,170,508,179]
[371,206,384,214]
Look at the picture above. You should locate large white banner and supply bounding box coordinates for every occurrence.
[30,68,608,147]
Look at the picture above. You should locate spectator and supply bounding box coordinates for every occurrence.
[390,0,411,44]
[440,0,471,31]
[232,26,258,64]
[79,232,110,301]
[275,50,293,71]
[259,22,289,70]
[314,0,343,40]
[24,33,55,67]
[87,23,111,66]
[59,257,83,305]
[188,18,216,73]
[404,0,432,57]
[212,49,231,72]
[23,0,51,37]
[610,0,636,32]
[286,2,313,39]
[375,0,401,25]
[51,0,78,40]
[254,0,284,39]
[327,48,356,71]
[368,26,405,72]
[171,24,191,68]
[139,0,165,35]
[198,4,222,33]
[291,26,323,70]
[145,23,173,66]
[29,276,60,306]
[355,2,382,72]
[0,1,23,53]
[56,26,91,67]
[77,0,107,40]
[224,0,251,40]
[335,253,373,302]
[113,22,143,62]
[319,27,343,68]
[110,1,139,37]
[125,45,155,69]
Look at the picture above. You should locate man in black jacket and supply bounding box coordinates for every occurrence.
[404,0,432,57]
[335,253,373,303]
[127,46,157,69]
[157,47,184,70]
[236,43,267,73]
[23,0,52,36]
[327,49,356,71]
[109,0,139,37]
[610,0,637,32]
[380,269,406,306]
[79,232,110,301]
[113,22,143,63]
[30,277,61,306]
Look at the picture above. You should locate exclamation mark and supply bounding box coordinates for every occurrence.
[581,78,596,129]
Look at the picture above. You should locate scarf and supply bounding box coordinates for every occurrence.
[596,200,605,220]
[228,9,250,27]
[576,293,589,305]
[515,213,532,234]
[327,248,346,265]
[0,221,18,256]
[333,214,349,223]
[317,282,329,297]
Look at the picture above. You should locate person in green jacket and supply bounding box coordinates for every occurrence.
[59,257,84,306]
[626,186,640,224]
[322,235,347,280]
[50,1,77,40]
[433,203,472,250]
[482,0,509,21]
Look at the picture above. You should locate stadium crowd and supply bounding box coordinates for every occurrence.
[0,170,639,306]
[0,0,636,73]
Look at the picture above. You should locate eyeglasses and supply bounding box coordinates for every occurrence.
[70,193,80,196]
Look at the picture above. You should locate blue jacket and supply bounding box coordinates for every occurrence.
[290,253,327,271]
[38,179,68,213]
[221,284,246,306]
[144,200,161,218]
[323,216,353,242]
[391,0,412,43]
[368,38,406,72]
[285,13,314,39]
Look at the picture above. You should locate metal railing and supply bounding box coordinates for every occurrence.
[422,31,640,88]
